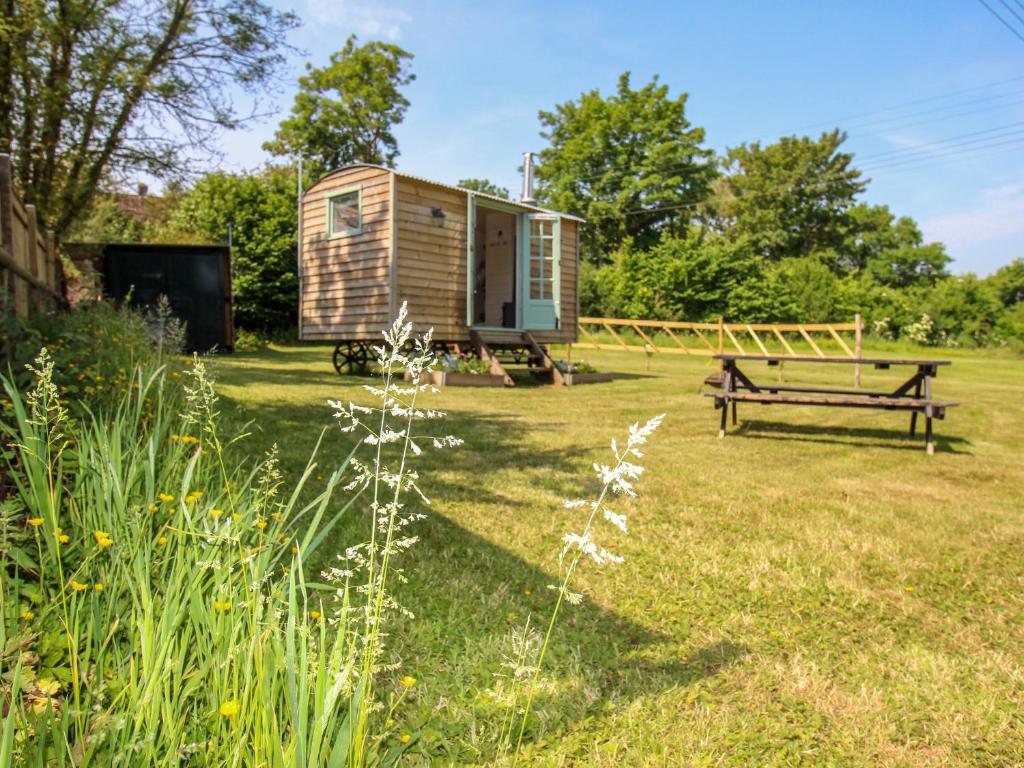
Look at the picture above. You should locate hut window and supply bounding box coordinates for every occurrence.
[327,187,362,238]
[528,218,556,300]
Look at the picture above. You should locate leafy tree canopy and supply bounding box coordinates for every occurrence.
[838,203,950,287]
[987,258,1024,307]
[265,36,414,177]
[716,130,866,263]
[0,0,296,237]
[534,72,716,260]
[458,178,509,199]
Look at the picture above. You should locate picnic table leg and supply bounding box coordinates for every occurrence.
[719,362,734,438]
[924,370,935,454]
[909,377,923,436]
[731,400,737,426]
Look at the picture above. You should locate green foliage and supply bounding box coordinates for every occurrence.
[922,274,1002,346]
[987,258,1024,307]
[581,233,758,320]
[265,35,415,177]
[63,187,184,244]
[839,203,951,286]
[458,178,510,199]
[162,166,299,332]
[717,131,866,263]
[1,0,296,236]
[534,72,716,259]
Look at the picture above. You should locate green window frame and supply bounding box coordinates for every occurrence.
[327,186,362,239]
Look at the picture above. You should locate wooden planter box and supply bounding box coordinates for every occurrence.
[407,370,507,387]
[563,372,613,386]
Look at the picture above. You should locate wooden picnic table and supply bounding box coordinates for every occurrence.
[706,354,958,454]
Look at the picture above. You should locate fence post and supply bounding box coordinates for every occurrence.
[0,154,13,318]
[717,316,724,370]
[854,312,863,389]
[46,230,56,290]
[26,204,40,317]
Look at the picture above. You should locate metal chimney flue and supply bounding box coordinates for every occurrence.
[520,151,535,204]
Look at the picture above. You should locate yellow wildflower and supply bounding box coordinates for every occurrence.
[27,517,44,527]
[219,700,240,717]
[157,536,168,545]
[232,513,241,521]
[210,508,223,518]
[400,675,417,688]
[400,734,411,744]
[254,519,267,530]
[291,545,299,555]
[158,493,174,503]
[31,698,56,714]
[93,583,104,592]
[148,502,159,512]
[190,491,204,499]
[213,600,231,612]
[20,608,35,621]
[94,531,113,548]
[69,580,88,592]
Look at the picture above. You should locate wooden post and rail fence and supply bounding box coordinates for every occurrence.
[0,154,66,324]
[571,314,866,387]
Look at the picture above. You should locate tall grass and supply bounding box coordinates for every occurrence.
[0,303,452,766]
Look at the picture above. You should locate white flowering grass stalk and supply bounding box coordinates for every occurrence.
[504,413,665,761]
[329,302,461,767]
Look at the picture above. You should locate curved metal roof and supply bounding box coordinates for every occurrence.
[307,163,585,223]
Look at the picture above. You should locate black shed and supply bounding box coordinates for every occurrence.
[101,243,234,352]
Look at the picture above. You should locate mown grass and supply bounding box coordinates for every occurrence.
[209,343,1024,767]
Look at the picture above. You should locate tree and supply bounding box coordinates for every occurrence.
[0,0,296,237]
[716,130,866,262]
[839,203,950,287]
[457,178,509,199]
[161,167,298,331]
[265,36,414,177]
[986,258,1024,307]
[534,72,716,260]
[581,232,766,320]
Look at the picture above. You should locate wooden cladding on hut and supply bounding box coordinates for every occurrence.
[299,164,582,345]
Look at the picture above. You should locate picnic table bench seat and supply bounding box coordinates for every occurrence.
[707,354,958,454]
[703,390,957,411]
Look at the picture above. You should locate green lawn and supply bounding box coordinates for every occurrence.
[210,344,1024,767]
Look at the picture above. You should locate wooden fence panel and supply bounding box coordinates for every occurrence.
[0,154,64,321]
[574,315,864,360]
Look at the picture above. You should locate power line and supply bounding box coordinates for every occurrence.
[792,74,1024,131]
[834,89,1024,133]
[861,133,1024,172]
[863,136,1024,176]
[566,91,1024,186]
[976,0,1024,44]
[997,0,1024,29]
[856,121,1024,164]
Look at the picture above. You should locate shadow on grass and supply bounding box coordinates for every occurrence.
[214,383,743,758]
[733,419,973,454]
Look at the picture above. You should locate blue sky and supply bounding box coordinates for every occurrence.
[220,0,1024,275]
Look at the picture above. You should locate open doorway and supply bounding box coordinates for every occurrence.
[472,205,518,327]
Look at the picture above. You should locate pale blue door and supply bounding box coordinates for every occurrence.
[521,214,560,330]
